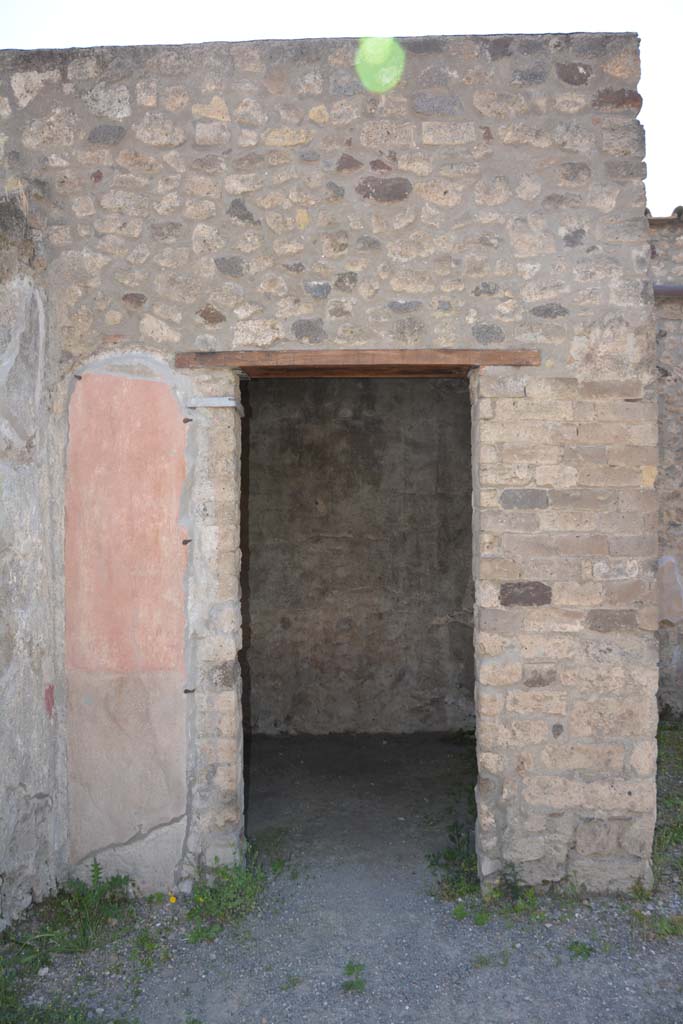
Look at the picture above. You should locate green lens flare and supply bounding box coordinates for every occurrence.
[355,37,406,94]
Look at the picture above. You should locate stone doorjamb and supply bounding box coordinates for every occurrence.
[178,366,245,881]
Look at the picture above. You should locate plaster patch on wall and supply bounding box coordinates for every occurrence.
[0,276,45,457]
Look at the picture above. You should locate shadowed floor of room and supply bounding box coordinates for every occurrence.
[244,732,477,872]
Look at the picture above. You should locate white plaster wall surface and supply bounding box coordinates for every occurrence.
[0,253,65,929]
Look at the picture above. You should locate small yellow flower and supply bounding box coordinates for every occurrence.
[168,893,177,904]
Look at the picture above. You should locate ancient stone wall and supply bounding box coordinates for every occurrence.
[652,220,683,717]
[0,36,652,370]
[471,364,658,889]
[0,197,67,929]
[242,378,474,735]
[0,32,659,909]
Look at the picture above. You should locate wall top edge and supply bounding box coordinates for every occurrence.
[0,31,641,65]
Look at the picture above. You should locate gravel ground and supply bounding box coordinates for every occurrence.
[7,732,683,1024]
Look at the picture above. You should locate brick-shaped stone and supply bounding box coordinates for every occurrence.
[586,609,639,632]
[499,489,549,510]
[355,177,413,202]
[500,581,552,607]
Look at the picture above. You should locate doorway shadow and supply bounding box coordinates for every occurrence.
[238,380,254,821]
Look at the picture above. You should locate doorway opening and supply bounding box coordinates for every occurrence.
[239,377,476,878]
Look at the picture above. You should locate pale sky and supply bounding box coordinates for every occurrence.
[4,0,682,214]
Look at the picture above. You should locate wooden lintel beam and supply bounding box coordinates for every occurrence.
[238,367,470,379]
[174,348,540,377]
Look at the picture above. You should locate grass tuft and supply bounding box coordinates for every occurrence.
[45,860,132,954]
[632,909,683,938]
[5,859,132,974]
[567,940,595,960]
[341,960,366,994]
[187,848,266,943]
[280,973,303,991]
[428,823,479,901]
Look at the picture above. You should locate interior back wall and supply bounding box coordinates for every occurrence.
[241,378,474,735]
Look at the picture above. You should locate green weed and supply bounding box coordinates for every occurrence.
[341,960,366,994]
[432,835,546,925]
[451,867,547,925]
[4,931,53,975]
[535,879,585,921]
[428,823,479,900]
[510,888,543,918]
[281,974,303,991]
[472,946,511,968]
[187,850,265,942]
[132,926,167,970]
[270,857,286,878]
[567,940,595,960]
[630,880,649,902]
[250,827,296,881]
[187,921,223,944]
[135,927,157,953]
[5,860,132,970]
[632,909,683,938]
[47,860,132,954]
[488,866,546,921]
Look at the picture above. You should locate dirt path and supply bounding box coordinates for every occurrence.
[12,734,683,1024]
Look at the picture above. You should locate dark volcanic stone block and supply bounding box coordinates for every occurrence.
[500,582,552,607]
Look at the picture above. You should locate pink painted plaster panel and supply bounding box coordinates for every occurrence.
[65,373,187,674]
